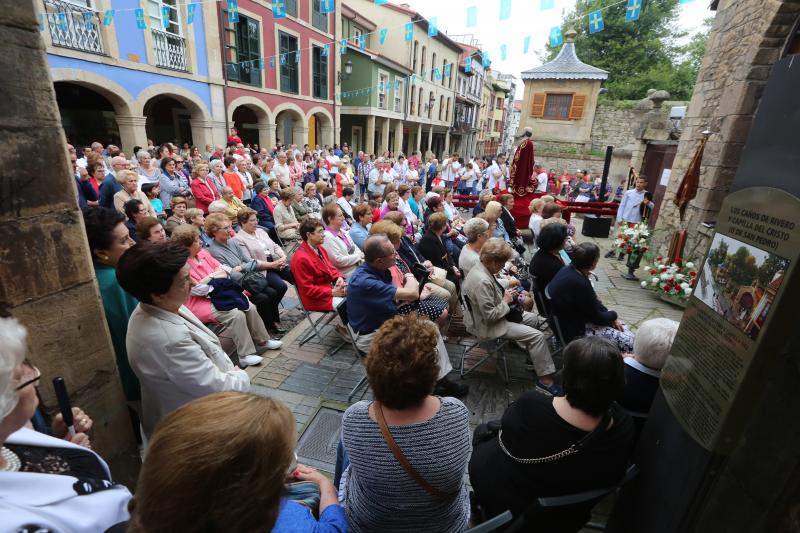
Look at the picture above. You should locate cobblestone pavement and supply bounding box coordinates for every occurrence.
[246,215,685,462]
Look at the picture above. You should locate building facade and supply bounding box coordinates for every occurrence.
[504,100,522,155]
[450,39,484,159]
[498,74,518,154]
[41,0,227,155]
[478,70,509,157]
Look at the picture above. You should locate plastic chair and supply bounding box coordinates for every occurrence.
[465,511,514,533]
[334,300,370,402]
[459,292,511,384]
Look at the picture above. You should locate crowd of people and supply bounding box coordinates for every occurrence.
[0,133,678,531]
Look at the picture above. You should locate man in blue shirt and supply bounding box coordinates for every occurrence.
[347,235,468,397]
[606,176,654,260]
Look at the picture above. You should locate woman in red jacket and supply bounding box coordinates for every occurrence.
[190,162,220,214]
[290,218,347,312]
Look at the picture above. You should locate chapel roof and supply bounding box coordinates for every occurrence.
[521,29,608,81]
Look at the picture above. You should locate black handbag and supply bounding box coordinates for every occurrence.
[239,271,272,306]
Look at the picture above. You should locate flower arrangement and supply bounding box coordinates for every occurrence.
[613,221,650,255]
[640,257,698,302]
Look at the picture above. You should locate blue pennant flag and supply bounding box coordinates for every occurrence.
[428,17,438,37]
[375,0,389,4]
[320,0,334,14]
[161,5,171,29]
[444,63,451,77]
[523,35,531,53]
[134,8,146,30]
[395,79,400,91]
[358,33,366,50]
[103,9,114,26]
[228,0,239,23]
[379,28,388,45]
[322,43,330,56]
[500,0,511,20]
[679,0,694,3]
[404,22,413,41]
[340,38,347,55]
[409,74,416,84]
[83,11,94,30]
[38,14,44,31]
[549,27,562,47]
[541,0,554,9]
[500,44,507,61]
[258,58,265,69]
[295,50,301,64]
[273,0,286,19]
[481,51,490,68]
[280,53,287,65]
[626,0,641,21]
[434,67,441,80]
[466,6,477,27]
[589,10,604,33]
[465,57,472,73]
[187,4,196,24]
[57,12,68,32]
[270,56,276,68]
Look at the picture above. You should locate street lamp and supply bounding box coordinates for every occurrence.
[337,59,353,85]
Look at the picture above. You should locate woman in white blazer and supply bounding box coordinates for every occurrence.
[0,317,131,531]
[117,241,250,438]
[321,203,364,279]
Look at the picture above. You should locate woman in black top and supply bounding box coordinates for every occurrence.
[469,337,635,529]
[417,212,461,286]
[530,223,568,290]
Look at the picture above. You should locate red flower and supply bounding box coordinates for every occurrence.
[689,271,697,277]
[650,269,657,275]
[656,255,663,261]
[676,258,683,264]
[661,267,668,273]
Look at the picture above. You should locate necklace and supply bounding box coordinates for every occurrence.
[0,446,21,472]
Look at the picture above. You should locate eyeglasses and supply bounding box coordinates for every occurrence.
[15,363,41,392]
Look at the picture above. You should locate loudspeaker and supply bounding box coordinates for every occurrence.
[581,215,613,237]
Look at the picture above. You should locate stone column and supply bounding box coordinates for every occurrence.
[321,124,334,147]
[115,115,147,157]
[292,125,309,148]
[427,125,434,156]
[1,1,138,484]
[366,115,376,154]
[416,123,423,153]
[380,117,391,154]
[258,123,277,150]
[394,120,404,154]
[189,119,218,153]
[444,129,451,156]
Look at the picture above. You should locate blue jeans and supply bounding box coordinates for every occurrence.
[333,438,350,490]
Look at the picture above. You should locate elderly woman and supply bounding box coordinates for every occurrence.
[530,223,569,294]
[219,185,247,226]
[473,189,495,217]
[171,224,281,367]
[186,208,212,247]
[0,318,132,530]
[339,314,471,532]
[528,198,545,241]
[208,158,228,192]
[114,169,156,217]
[462,238,558,394]
[303,182,322,219]
[164,196,189,236]
[548,243,635,353]
[458,217,491,277]
[291,187,311,220]
[136,217,167,243]
[484,201,512,244]
[233,207,294,286]
[418,212,460,286]
[349,203,372,252]
[128,392,346,533]
[205,213,286,334]
[159,157,191,206]
[116,242,250,438]
[291,218,346,313]
[274,188,302,253]
[190,162,220,214]
[321,203,364,279]
[250,181,276,233]
[407,185,425,224]
[469,337,635,527]
[136,149,160,186]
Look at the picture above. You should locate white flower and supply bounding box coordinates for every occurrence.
[686,262,695,269]
[680,282,690,289]
[660,273,670,281]
[683,287,692,295]
[641,281,648,288]
[652,277,660,284]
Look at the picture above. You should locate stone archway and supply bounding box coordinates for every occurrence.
[137,84,213,150]
[227,96,274,149]
[307,106,334,148]
[273,102,307,148]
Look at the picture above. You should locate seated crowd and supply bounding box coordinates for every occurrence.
[1,140,681,531]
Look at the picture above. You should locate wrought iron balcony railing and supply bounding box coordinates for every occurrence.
[152,28,188,72]
[44,0,104,55]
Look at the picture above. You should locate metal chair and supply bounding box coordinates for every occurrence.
[458,292,511,384]
[465,511,514,533]
[334,300,370,402]
[543,285,569,352]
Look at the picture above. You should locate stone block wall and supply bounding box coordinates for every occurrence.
[590,102,639,151]
[651,0,800,262]
[535,151,606,176]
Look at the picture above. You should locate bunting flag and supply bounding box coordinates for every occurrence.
[523,35,531,53]
[227,0,239,23]
[358,33,366,50]
[626,0,641,21]
[38,14,44,31]
[428,17,438,37]
[258,58,265,69]
[57,12,68,32]
[588,10,604,33]
[404,22,413,41]
[375,0,389,4]
[466,6,477,27]
[465,57,472,73]
[161,5,171,29]
[83,11,94,30]
[321,43,330,56]
[187,4,196,24]
[481,51,490,68]
[340,38,348,54]
[444,63,451,77]
[499,0,511,20]
[541,0,554,9]
[434,67,441,80]
[295,50,301,64]
[320,0,335,14]
[395,79,400,91]
[135,8,146,30]
[500,44,507,61]
[273,0,286,19]
[679,0,694,3]
[280,53,287,65]
[379,27,388,45]
[103,9,114,26]
[549,26,562,46]
[269,56,276,68]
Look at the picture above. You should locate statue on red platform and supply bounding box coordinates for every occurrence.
[508,127,536,196]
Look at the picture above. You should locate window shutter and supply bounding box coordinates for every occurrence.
[568,95,586,119]
[530,93,545,117]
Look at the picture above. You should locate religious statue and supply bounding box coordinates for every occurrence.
[508,127,536,196]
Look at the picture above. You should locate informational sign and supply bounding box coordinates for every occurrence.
[661,187,799,452]
[659,168,671,186]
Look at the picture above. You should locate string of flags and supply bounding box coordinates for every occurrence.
[40,0,698,80]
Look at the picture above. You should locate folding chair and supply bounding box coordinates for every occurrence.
[334,300,370,402]
[296,300,346,357]
[543,285,569,355]
[465,511,514,533]
[458,292,511,384]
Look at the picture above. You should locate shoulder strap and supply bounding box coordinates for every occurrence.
[373,401,455,500]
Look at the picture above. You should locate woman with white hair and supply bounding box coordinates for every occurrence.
[136,149,160,186]
[0,317,132,529]
[458,217,491,277]
[208,159,228,192]
[484,201,512,245]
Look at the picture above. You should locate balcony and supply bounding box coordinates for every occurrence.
[44,0,104,55]
[152,28,188,72]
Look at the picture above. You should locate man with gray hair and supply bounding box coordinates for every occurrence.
[98,156,130,208]
[273,151,291,187]
[367,158,388,199]
[346,235,468,397]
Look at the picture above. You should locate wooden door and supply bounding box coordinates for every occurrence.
[640,142,677,227]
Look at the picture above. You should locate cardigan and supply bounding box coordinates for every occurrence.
[251,193,276,231]
[191,177,220,214]
[289,242,342,312]
[322,228,364,278]
[185,249,223,324]
[233,227,285,263]
[547,265,617,343]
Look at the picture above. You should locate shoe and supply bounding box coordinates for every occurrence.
[604,250,616,258]
[240,354,264,368]
[621,272,640,281]
[259,339,283,351]
[536,379,563,396]
[271,324,287,333]
[434,376,469,398]
[617,253,625,261]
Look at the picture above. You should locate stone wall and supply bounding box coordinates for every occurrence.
[652,0,800,261]
[535,150,606,176]
[0,2,139,484]
[590,102,638,151]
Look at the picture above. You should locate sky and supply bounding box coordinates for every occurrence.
[398,0,715,99]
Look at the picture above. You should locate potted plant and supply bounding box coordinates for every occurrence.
[640,256,698,307]
[612,222,651,281]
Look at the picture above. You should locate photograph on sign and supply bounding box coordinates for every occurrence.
[696,233,789,340]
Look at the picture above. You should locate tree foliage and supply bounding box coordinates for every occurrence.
[708,239,728,267]
[757,254,789,287]
[541,0,710,100]
[726,247,758,287]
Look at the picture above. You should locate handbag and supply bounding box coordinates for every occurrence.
[429,265,448,283]
[374,401,458,500]
[239,271,271,306]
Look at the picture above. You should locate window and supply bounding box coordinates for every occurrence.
[378,72,389,109]
[446,97,451,122]
[413,41,419,72]
[543,93,573,119]
[441,60,447,86]
[311,1,328,32]
[410,85,416,115]
[352,27,362,43]
[279,31,299,94]
[438,95,444,120]
[496,97,503,110]
[394,80,403,113]
[428,91,433,119]
[148,0,180,35]
[312,45,328,99]
[431,53,437,81]
[418,87,424,116]
[420,46,426,76]
[224,13,260,86]
[285,0,298,17]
